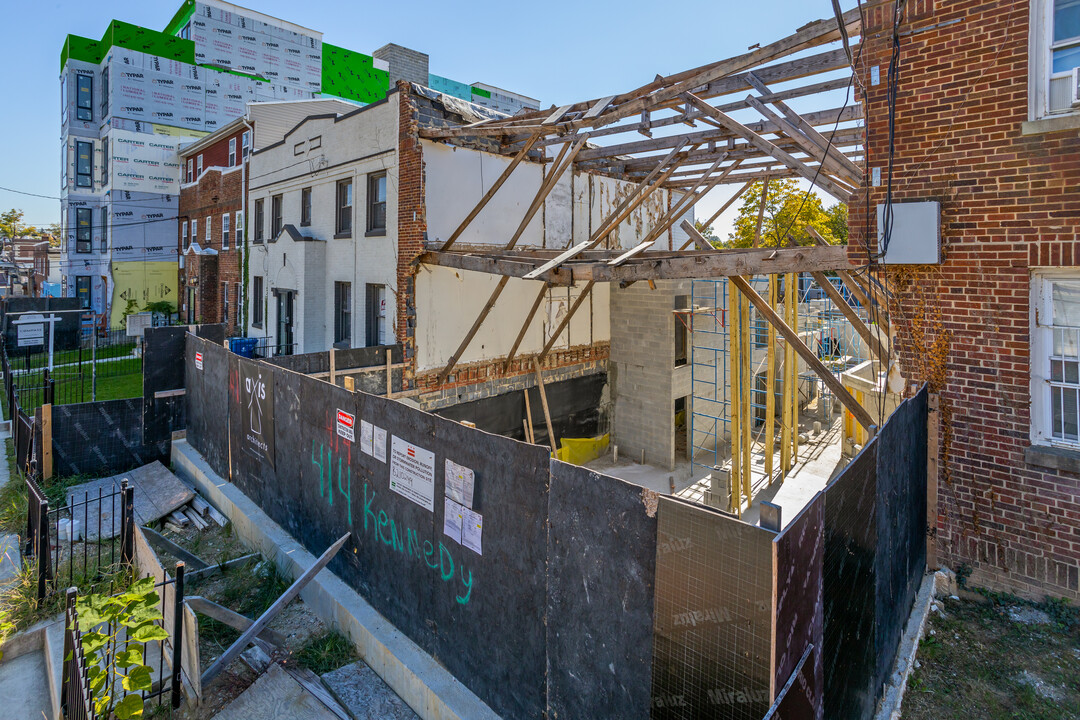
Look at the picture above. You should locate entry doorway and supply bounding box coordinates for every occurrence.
[275,291,294,356]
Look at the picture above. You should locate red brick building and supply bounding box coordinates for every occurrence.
[852,0,1080,600]
[178,119,249,334]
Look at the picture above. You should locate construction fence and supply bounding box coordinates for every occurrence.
[184,333,928,720]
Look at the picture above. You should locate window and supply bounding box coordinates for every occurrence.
[75,208,92,253]
[75,276,92,309]
[186,158,193,183]
[222,282,229,323]
[300,187,312,226]
[366,172,386,234]
[235,210,243,241]
[271,194,282,238]
[76,74,93,122]
[228,137,237,167]
[101,138,109,185]
[242,130,251,159]
[205,215,211,244]
[182,221,189,251]
[101,212,107,253]
[197,154,203,177]
[675,295,689,367]
[334,282,352,345]
[1032,271,1080,447]
[1033,0,1080,116]
[222,213,230,250]
[101,66,109,117]
[254,199,264,242]
[76,141,93,188]
[191,218,197,245]
[366,284,386,346]
[335,179,353,236]
[252,275,264,326]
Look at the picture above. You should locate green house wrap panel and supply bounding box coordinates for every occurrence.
[163,0,196,38]
[470,86,491,99]
[321,43,389,104]
[61,35,106,69]
[61,20,194,71]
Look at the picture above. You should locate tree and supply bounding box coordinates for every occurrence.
[45,222,62,247]
[693,219,719,246]
[725,179,846,249]
[0,209,37,243]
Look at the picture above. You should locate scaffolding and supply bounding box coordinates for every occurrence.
[689,274,875,512]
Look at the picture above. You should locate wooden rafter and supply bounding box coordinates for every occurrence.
[729,275,874,429]
[808,270,888,362]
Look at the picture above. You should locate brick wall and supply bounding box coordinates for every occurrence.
[178,165,243,334]
[396,82,425,386]
[850,0,1080,599]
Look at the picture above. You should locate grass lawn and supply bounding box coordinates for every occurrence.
[904,592,1080,719]
[12,362,143,412]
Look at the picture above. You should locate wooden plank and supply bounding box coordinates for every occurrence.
[506,134,590,251]
[140,525,210,570]
[543,104,573,125]
[283,666,353,720]
[584,95,617,119]
[521,140,689,279]
[730,275,874,429]
[744,95,860,187]
[201,533,350,687]
[418,251,573,285]
[809,270,888,362]
[186,596,288,647]
[504,283,549,370]
[766,275,777,482]
[837,269,890,335]
[607,240,655,266]
[781,272,794,473]
[740,288,751,503]
[184,553,259,581]
[753,178,770,247]
[153,388,187,399]
[573,244,851,282]
[680,219,714,250]
[440,133,541,251]
[329,348,336,385]
[682,92,852,202]
[343,376,355,392]
[385,349,392,397]
[533,358,557,454]
[41,403,52,481]
[729,281,742,515]
[538,281,595,362]
[437,276,510,383]
[523,390,536,445]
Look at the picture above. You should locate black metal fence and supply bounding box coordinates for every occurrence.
[23,476,135,601]
[61,564,186,718]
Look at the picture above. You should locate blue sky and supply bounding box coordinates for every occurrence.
[0,0,857,235]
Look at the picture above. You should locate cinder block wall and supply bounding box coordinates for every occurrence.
[375,44,429,87]
[610,280,691,470]
[850,0,1080,600]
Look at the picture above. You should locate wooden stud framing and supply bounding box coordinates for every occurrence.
[765,276,777,483]
[524,390,536,445]
[729,281,741,515]
[740,287,751,503]
[533,358,557,453]
[781,272,794,474]
[730,275,874,429]
[809,270,888,362]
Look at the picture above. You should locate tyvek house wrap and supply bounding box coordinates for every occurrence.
[109,191,179,263]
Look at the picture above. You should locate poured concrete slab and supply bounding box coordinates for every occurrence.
[66,461,195,540]
[212,663,339,720]
[0,650,50,720]
[323,661,420,720]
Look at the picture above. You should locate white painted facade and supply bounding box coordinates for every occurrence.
[246,96,399,354]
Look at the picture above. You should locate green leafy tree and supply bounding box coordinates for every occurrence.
[72,577,169,719]
[45,222,63,247]
[725,180,847,248]
[0,209,37,242]
[693,220,720,247]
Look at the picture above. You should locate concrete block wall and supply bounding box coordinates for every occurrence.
[375,45,429,88]
[610,280,691,471]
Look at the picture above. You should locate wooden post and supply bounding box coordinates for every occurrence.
[523,390,536,445]
[731,275,874,430]
[765,276,776,483]
[41,403,53,481]
[740,288,751,504]
[753,179,769,247]
[927,393,940,567]
[728,281,741,516]
[781,273,793,474]
[385,350,392,398]
[343,376,355,392]
[533,358,557,454]
[790,278,799,463]
[329,348,336,386]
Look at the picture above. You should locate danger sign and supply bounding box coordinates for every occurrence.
[336,409,355,442]
[195,352,203,370]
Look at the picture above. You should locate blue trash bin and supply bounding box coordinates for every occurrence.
[229,337,259,358]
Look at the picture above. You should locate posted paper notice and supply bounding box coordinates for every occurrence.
[443,496,464,543]
[462,508,483,556]
[389,436,436,511]
[360,420,374,456]
[444,459,475,507]
[373,426,387,463]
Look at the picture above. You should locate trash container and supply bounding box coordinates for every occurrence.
[229,337,259,358]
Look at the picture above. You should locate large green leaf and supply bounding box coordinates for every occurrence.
[129,624,169,643]
[116,646,144,668]
[121,604,163,630]
[113,692,145,719]
[121,664,153,693]
[80,630,110,655]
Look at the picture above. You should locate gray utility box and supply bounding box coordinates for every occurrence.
[877,201,941,264]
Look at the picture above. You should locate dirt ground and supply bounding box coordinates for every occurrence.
[150,522,344,719]
[903,593,1080,719]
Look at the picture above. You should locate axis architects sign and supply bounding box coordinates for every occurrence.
[239,359,275,467]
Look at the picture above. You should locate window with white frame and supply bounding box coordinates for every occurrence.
[191,218,197,245]
[205,215,211,244]
[222,213,230,250]
[228,137,237,167]
[197,154,204,177]
[242,130,251,159]
[1032,0,1080,117]
[182,221,189,251]
[235,210,243,240]
[1031,271,1080,447]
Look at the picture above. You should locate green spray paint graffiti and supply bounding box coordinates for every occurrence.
[310,443,473,604]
